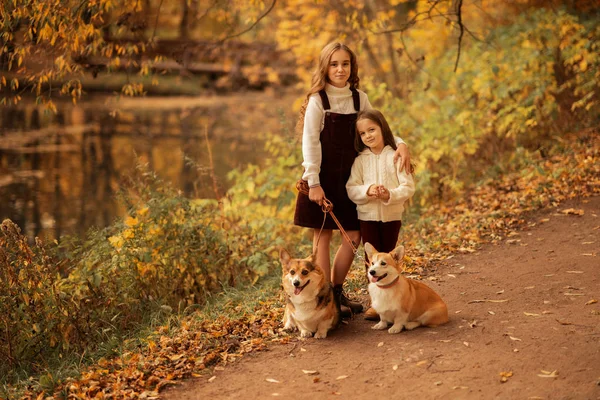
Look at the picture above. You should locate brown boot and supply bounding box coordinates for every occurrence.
[364,307,380,321]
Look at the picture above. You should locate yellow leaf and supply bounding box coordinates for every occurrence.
[125,216,139,227]
[499,371,513,383]
[537,370,558,378]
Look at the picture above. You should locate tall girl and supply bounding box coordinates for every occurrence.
[346,109,416,320]
[293,42,411,317]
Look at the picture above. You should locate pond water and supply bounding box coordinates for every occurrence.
[0,91,299,242]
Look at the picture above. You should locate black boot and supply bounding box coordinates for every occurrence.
[339,287,364,314]
[333,284,352,319]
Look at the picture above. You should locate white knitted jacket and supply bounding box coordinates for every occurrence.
[346,145,415,222]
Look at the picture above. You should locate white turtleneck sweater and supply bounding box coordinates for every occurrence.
[301,83,405,187]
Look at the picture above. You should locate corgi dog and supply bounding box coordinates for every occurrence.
[280,248,340,339]
[365,242,449,334]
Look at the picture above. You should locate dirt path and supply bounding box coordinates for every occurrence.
[164,196,600,400]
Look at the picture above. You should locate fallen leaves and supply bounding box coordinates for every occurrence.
[266,378,280,383]
[555,319,573,326]
[302,370,319,375]
[560,208,584,215]
[585,299,598,305]
[499,371,513,383]
[537,370,559,378]
[468,299,509,304]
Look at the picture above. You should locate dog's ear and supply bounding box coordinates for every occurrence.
[364,242,377,261]
[391,245,405,263]
[279,248,291,269]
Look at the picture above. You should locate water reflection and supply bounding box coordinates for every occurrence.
[0,93,296,241]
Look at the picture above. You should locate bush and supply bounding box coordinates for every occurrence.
[0,154,299,381]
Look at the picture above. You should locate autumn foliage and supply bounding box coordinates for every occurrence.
[1,0,600,398]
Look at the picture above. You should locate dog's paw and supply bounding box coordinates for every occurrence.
[313,331,328,339]
[284,324,297,332]
[404,321,420,330]
[388,325,404,334]
[300,330,314,338]
[372,321,388,330]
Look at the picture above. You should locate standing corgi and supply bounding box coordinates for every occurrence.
[365,243,449,334]
[280,248,340,339]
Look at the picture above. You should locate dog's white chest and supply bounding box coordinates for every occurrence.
[368,283,405,318]
[292,300,327,327]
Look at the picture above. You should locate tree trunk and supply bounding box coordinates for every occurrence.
[180,0,190,39]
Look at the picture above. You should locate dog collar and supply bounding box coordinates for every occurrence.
[376,275,400,289]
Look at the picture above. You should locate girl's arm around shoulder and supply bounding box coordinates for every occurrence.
[382,165,415,206]
[346,158,370,205]
[301,95,325,187]
[359,90,372,112]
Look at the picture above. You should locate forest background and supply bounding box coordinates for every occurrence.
[1,0,599,398]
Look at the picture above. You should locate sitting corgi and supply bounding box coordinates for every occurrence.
[365,243,449,334]
[280,248,340,339]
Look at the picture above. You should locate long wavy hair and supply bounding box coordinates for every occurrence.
[296,42,360,134]
[354,109,398,153]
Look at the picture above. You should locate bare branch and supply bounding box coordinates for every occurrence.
[399,31,429,76]
[454,0,464,72]
[374,0,448,35]
[215,0,276,44]
[152,0,165,41]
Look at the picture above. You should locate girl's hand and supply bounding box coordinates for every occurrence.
[309,185,325,206]
[377,186,390,201]
[367,185,379,197]
[393,143,413,174]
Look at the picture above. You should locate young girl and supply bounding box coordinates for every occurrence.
[293,42,411,317]
[346,109,416,321]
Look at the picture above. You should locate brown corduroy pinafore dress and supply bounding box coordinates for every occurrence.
[294,88,361,231]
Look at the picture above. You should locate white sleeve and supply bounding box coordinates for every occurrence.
[383,166,415,206]
[346,158,370,205]
[362,92,373,111]
[301,96,324,186]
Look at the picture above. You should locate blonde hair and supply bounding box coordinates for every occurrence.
[296,42,360,134]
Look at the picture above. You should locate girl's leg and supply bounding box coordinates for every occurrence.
[331,230,360,285]
[313,229,333,284]
[331,230,363,315]
[380,221,402,253]
[359,221,384,321]
[359,221,384,275]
